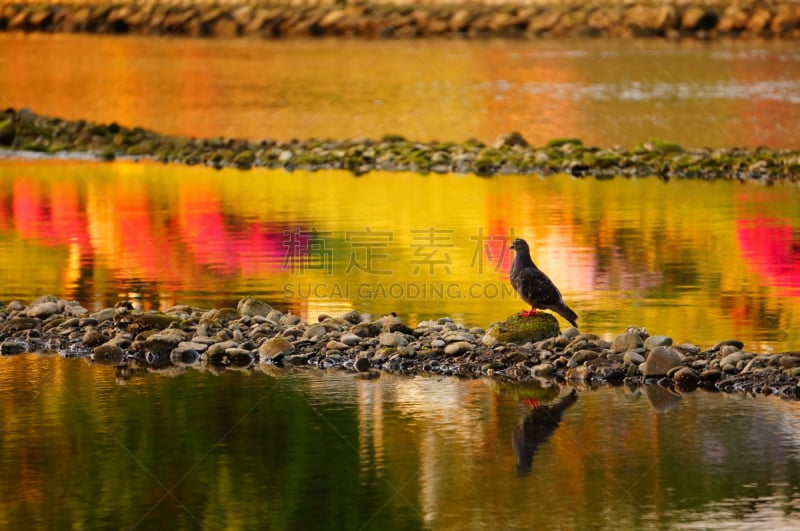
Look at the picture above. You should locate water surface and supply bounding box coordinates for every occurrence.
[2,34,800,147]
[2,32,800,530]
[1,159,799,352]
[1,354,800,530]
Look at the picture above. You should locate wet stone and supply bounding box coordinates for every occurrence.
[379,332,408,348]
[612,332,643,353]
[354,356,370,372]
[326,340,349,351]
[713,339,744,351]
[567,349,598,368]
[303,324,327,339]
[340,310,362,325]
[339,333,361,346]
[531,363,555,377]
[644,335,673,350]
[444,341,473,356]
[1,340,27,355]
[642,346,682,377]
[623,350,645,365]
[279,314,302,326]
[351,322,381,338]
[700,369,722,381]
[91,308,115,323]
[82,328,106,347]
[720,351,747,367]
[780,356,800,369]
[26,301,59,319]
[177,341,209,354]
[444,331,476,343]
[92,343,125,364]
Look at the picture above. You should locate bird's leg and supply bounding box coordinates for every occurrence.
[519,308,538,317]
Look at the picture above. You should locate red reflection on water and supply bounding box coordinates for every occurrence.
[11,178,90,250]
[736,219,800,296]
[175,186,292,276]
[4,172,294,299]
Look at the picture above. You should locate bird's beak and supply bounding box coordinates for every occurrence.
[509,244,514,249]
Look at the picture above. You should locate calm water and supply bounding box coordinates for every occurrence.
[2,354,800,530]
[2,34,800,147]
[2,33,800,530]
[1,159,799,353]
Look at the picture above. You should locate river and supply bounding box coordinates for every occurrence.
[1,32,800,530]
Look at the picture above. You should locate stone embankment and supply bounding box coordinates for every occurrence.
[3,108,800,181]
[1,1,799,40]
[2,295,800,399]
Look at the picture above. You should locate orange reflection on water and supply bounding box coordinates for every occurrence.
[3,35,800,147]
[1,159,799,351]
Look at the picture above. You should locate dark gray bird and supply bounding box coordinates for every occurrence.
[509,237,578,328]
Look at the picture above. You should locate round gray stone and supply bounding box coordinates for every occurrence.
[642,346,682,377]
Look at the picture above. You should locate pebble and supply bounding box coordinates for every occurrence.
[444,341,473,356]
[379,332,408,348]
[354,356,370,372]
[339,333,362,346]
[612,332,643,353]
[259,337,293,357]
[2,295,798,398]
[567,349,598,368]
[642,346,682,377]
[303,324,327,339]
[644,335,673,350]
[713,339,745,351]
[623,351,646,365]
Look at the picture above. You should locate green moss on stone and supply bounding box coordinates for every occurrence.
[233,150,254,169]
[644,139,684,153]
[99,146,116,161]
[381,133,406,143]
[21,142,48,152]
[484,313,560,345]
[546,138,583,148]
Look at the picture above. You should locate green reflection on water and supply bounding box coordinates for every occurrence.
[2,355,800,529]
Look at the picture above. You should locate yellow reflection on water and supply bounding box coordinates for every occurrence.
[0,159,798,351]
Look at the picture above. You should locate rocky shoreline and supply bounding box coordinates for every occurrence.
[2,295,800,399]
[1,1,799,40]
[3,108,800,181]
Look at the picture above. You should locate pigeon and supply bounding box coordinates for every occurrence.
[509,237,578,328]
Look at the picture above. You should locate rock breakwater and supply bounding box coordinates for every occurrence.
[1,1,799,40]
[3,108,800,181]
[2,295,800,399]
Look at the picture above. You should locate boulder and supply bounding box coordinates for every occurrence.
[482,313,559,346]
[642,346,682,377]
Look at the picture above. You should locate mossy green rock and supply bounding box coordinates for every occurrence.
[117,313,181,334]
[482,313,560,346]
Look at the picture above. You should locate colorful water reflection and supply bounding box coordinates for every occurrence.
[1,159,799,352]
[2,356,800,529]
[2,35,800,148]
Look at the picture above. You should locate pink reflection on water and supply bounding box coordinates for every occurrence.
[11,178,91,251]
[6,174,293,296]
[175,186,295,276]
[736,219,800,296]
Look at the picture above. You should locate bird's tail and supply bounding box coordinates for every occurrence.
[555,304,578,328]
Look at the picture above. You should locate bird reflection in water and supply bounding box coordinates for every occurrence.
[512,389,578,476]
